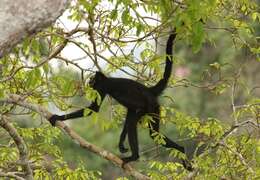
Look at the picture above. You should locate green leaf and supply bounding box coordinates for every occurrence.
[22,38,31,55]
[84,109,92,116]
[31,39,40,54]
[192,21,205,52]
[63,79,74,95]
[39,38,49,56]
[0,84,4,98]
[43,64,49,74]
[25,68,41,89]
[251,12,260,21]
[111,9,118,20]
[250,47,260,54]
[136,23,144,36]
[209,62,221,70]
[121,9,130,25]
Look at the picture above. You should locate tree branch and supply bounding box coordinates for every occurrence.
[0,171,25,180]
[0,94,150,180]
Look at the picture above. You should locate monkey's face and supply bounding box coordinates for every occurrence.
[89,72,106,89]
[89,75,96,88]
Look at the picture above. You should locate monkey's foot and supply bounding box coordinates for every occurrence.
[181,159,193,171]
[121,155,139,168]
[119,145,128,153]
[121,157,132,168]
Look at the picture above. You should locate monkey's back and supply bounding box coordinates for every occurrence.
[104,77,158,112]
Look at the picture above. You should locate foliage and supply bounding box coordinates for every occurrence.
[0,124,100,179]
[0,0,259,179]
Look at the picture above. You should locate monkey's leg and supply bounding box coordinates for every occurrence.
[121,111,142,165]
[119,120,128,153]
[149,109,193,171]
[149,109,185,153]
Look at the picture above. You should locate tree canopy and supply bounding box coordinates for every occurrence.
[0,0,259,179]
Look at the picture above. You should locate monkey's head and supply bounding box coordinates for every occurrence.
[89,71,106,89]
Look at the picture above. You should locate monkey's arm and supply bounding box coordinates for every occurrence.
[49,91,106,126]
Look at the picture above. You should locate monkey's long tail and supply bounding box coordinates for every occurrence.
[150,30,177,96]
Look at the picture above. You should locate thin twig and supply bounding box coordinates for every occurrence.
[0,172,25,180]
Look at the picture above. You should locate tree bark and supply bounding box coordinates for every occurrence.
[0,0,70,57]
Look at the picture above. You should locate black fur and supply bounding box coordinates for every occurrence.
[49,31,191,170]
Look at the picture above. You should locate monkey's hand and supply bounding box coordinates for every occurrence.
[48,114,61,126]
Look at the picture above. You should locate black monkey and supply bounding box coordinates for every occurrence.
[49,31,190,169]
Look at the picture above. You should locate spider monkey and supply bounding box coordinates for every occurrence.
[49,30,191,170]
